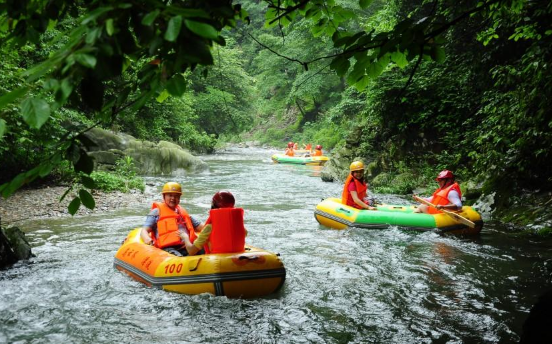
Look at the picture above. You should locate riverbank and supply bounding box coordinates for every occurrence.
[0,185,155,227]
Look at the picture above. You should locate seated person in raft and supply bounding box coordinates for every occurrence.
[182,191,247,256]
[140,182,205,256]
[413,169,462,213]
[342,161,377,210]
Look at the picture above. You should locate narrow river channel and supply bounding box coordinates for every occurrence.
[1,147,551,343]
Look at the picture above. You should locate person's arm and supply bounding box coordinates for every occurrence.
[190,215,205,233]
[351,191,376,210]
[183,224,212,256]
[437,190,462,211]
[141,209,158,245]
[141,227,154,245]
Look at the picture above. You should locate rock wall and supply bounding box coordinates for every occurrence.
[83,128,208,175]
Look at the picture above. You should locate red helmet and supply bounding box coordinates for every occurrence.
[288,142,294,148]
[212,191,235,208]
[436,170,454,181]
[315,145,322,150]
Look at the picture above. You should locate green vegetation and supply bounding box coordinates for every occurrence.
[1,0,551,221]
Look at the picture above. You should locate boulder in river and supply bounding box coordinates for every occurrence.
[0,226,33,269]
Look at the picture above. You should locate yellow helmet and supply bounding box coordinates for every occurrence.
[350,161,365,172]
[161,182,182,195]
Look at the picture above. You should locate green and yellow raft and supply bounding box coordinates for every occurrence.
[271,153,329,166]
[315,198,483,235]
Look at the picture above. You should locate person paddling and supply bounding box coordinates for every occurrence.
[413,170,462,213]
[342,161,377,210]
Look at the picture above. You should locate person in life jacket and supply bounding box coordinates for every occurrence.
[413,170,463,214]
[312,144,323,156]
[303,143,312,151]
[140,182,204,256]
[285,142,295,157]
[342,161,377,210]
[182,191,247,255]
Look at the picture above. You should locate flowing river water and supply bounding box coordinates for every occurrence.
[1,147,552,343]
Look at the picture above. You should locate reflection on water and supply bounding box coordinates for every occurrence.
[1,147,551,343]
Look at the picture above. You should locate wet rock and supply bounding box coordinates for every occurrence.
[83,127,208,175]
[0,226,33,269]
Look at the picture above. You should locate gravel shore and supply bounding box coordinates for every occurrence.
[0,186,156,227]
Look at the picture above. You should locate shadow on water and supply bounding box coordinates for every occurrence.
[1,147,551,343]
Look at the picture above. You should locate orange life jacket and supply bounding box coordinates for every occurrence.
[151,202,196,248]
[204,208,246,254]
[427,182,462,214]
[341,174,367,209]
[312,149,322,156]
[305,144,312,150]
[285,148,295,157]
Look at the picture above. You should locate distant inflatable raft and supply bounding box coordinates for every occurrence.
[271,153,329,165]
[114,228,286,298]
[314,198,483,235]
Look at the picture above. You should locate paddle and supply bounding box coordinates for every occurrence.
[413,195,475,228]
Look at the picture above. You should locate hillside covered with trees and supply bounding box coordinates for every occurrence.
[1,0,551,225]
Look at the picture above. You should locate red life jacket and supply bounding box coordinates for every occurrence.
[205,208,246,254]
[341,174,367,209]
[285,148,295,156]
[151,202,196,248]
[428,182,462,214]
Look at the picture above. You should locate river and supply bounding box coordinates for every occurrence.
[1,147,551,343]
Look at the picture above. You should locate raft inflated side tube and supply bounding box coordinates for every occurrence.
[314,198,483,235]
[271,154,329,166]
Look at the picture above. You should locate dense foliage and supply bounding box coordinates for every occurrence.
[1,0,551,214]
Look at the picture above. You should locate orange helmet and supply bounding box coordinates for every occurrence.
[316,145,322,150]
[212,191,235,208]
[161,182,182,194]
[350,161,364,172]
[436,170,454,180]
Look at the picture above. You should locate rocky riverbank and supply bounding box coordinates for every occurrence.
[0,185,156,227]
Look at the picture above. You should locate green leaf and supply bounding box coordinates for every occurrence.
[142,9,160,26]
[68,197,81,215]
[184,20,218,39]
[106,18,115,36]
[39,162,54,178]
[0,87,30,109]
[354,75,370,91]
[21,97,50,129]
[359,0,373,9]
[0,119,6,138]
[431,46,446,63]
[81,6,113,25]
[166,74,186,96]
[75,53,97,68]
[79,189,96,210]
[81,176,96,189]
[391,51,408,68]
[81,6,114,25]
[1,173,26,198]
[74,150,95,175]
[165,15,183,42]
[156,89,170,103]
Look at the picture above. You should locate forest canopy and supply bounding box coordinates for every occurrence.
[1,0,551,211]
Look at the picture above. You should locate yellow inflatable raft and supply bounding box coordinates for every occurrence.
[114,228,286,298]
